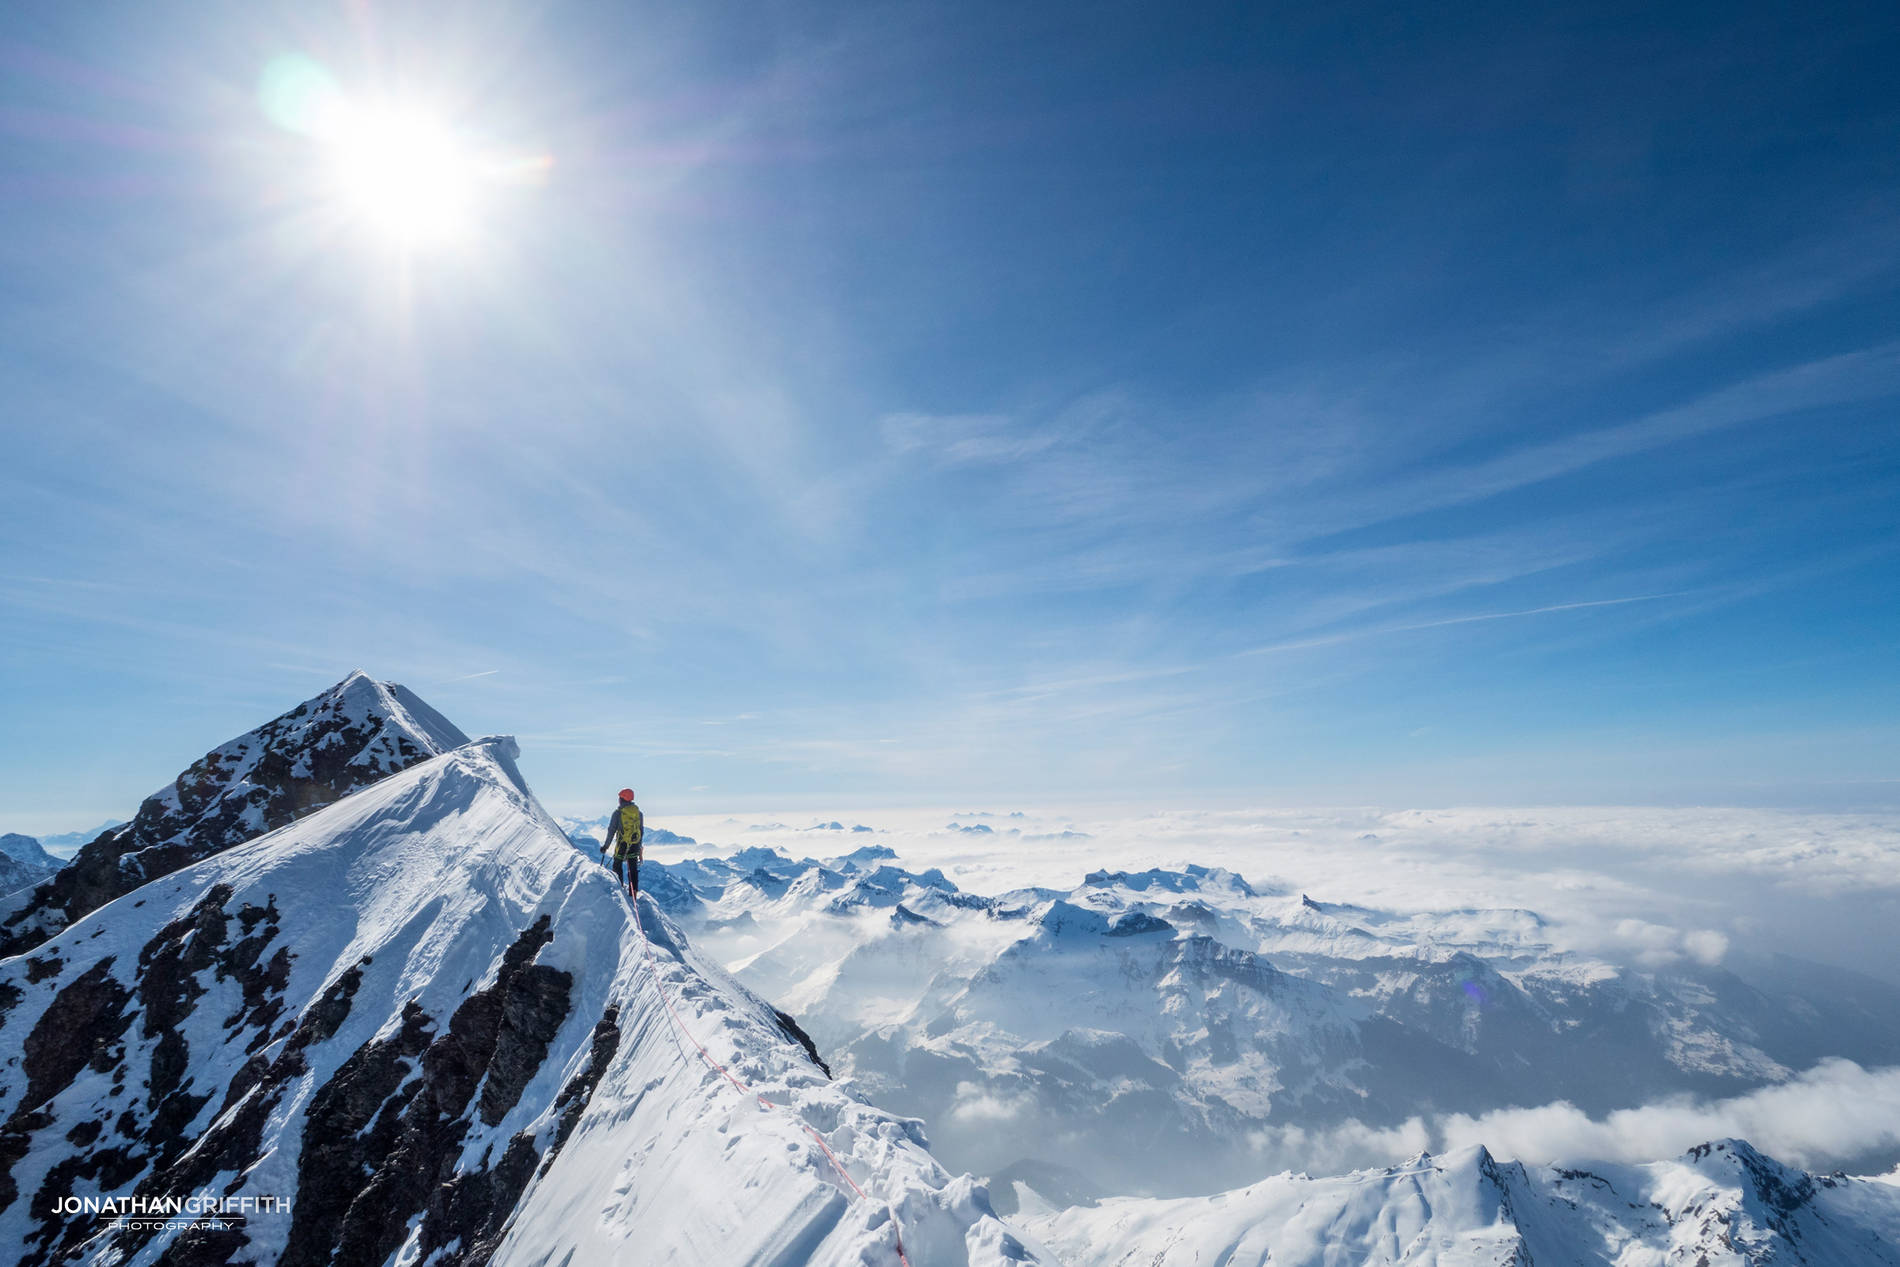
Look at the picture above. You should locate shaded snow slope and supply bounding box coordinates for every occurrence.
[1020,1139,1900,1266]
[0,736,1045,1266]
[0,672,469,957]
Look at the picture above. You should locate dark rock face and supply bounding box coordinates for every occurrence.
[2,884,302,1267]
[280,1000,439,1267]
[0,674,465,958]
[548,1006,622,1158]
[774,1007,832,1078]
[131,884,290,1170]
[281,917,576,1267]
[8,911,590,1267]
[417,1006,621,1267]
[420,1134,543,1267]
[20,959,134,1115]
[0,958,135,1248]
[108,961,374,1265]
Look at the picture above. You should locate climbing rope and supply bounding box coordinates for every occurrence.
[631,895,914,1267]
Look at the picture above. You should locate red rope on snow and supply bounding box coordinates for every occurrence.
[632,896,914,1267]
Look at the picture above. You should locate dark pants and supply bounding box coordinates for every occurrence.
[609,853,639,893]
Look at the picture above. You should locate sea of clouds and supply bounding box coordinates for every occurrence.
[659,802,1900,1175]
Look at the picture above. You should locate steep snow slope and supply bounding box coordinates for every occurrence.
[0,672,468,957]
[1019,1139,1900,1266]
[0,737,1046,1266]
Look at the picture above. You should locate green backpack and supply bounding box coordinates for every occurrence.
[608,804,643,858]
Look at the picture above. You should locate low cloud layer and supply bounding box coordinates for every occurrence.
[1248,1059,1900,1177]
[672,804,1900,984]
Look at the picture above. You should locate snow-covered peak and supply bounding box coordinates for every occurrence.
[832,844,901,870]
[0,673,471,957]
[327,668,471,756]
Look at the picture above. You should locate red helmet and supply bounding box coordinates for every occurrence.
[618,788,635,803]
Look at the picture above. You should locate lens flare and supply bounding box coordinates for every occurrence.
[258,54,345,138]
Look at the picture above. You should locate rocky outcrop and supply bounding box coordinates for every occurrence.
[773,1007,832,1077]
[281,917,574,1267]
[2,909,588,1267]
[0,959,134,1221]
[417,1005,623,1267]
[5,883,303,1266]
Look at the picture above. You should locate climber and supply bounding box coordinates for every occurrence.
[602,788,644,898]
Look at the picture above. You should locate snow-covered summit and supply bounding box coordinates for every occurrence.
[0,719,1046,1264]
[0,672,469,957]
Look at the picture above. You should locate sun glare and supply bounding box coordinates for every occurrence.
[259,53,549,254]
[330,108,479,246]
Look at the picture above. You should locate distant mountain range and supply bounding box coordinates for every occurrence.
[1020,1139,1900,1266]
[28,823,124,859]
[643,846,1900,1202]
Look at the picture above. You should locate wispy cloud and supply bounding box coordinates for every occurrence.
[880,392,1123,468]
[1239,593,1688,657]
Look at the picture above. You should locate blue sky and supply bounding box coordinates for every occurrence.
[3,0,1897,828]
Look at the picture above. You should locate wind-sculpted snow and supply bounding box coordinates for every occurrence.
[643,846,1900,1200]
[0,672,469,957]
[0,728,1048,1265]
[1018,1140,1900,1266]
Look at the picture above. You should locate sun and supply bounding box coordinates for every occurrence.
[327,106,480,247]
[259,55,545,253]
